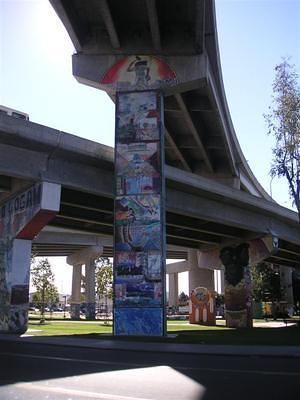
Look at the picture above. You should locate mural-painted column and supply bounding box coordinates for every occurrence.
[100,56,177,336]
[0,182,61,333]
[220,243,252,328]
[114,90,166,336]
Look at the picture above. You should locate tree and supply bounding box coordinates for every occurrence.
[31,258,58,322]
[178,291,189,306]
[95,258,113,322]
[31,285,59,308]
[264,60,300,219]
[95,257,113,300]
[251,263,281,303]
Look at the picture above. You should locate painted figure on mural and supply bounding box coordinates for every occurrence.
[115,205,136,249]
[127,56,151,89]
[189,287,216,326]
[115,196,161,252]
[220,243,249,287]
[100,55,177,94]
[116,142,160,195]
[220,243,252,328]
[116,91,159,143]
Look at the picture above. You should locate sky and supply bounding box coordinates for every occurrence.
[1,0,300,294]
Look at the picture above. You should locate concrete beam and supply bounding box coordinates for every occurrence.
[165,128,192,172]
[0,175,11,192]
[166,261,189,274]
[146,0,161,51]
[0,142,114,198]
[72,53,208,95]
[98,0,120,49]
[35,231,112,247]
[66,245,104,266]
[1,116,300,249]
[1,139,300,247]
[167,187,300,246]
[175,93,213,173]
[49,0,83,51]
[195,0,205,53]
[0,114,114,165]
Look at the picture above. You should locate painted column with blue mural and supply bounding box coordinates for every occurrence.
[100,56,177,335]
[114,90,166,335]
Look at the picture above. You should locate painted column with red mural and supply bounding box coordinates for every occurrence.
[0,182,61,333]
[100,56,177,335]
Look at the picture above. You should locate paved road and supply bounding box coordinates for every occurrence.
[0,341,300,400]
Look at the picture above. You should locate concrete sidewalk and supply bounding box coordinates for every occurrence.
[0,333,299,358]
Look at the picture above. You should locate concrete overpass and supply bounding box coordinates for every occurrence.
[1,113,300,268]
[49,0,271,197]
[0,0,299,331]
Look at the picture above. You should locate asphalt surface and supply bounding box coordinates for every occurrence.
[1,332,300,358]
[0,336,300,400]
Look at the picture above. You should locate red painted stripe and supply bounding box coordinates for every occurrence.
[16,210,57,240]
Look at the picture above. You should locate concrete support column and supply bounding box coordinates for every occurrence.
[0,239,31,333]
[188,249,214,294]
[220,269,225,294]
[67,245,103,320]
[280,266,294,316]
[70,264,82,320]
[168,273,179,309]
[85,260,96,320]
[0,182,60,334]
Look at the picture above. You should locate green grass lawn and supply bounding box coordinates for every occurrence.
[28,320,112,336]
[25,318,300,346]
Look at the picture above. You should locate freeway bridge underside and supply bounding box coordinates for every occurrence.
[1,114,300,269]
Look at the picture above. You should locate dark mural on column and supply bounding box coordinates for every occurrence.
[220,243,252,328]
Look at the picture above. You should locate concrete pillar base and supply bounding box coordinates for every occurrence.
[168,272,179,309]
[70,304,81,320]
[188,249,215,293]
[85,261,96,320]
[0,239,31,334]
[86,302,96,320]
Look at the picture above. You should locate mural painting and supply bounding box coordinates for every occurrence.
[116,142,160,195]
[100,56,177,93]
[114,307,163,336]
[220,244,252,328]
[116,91,160,142]
[115,251,162,306]
[113,89,166,336]
[189,286,215,326]
[115,195,161,252]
